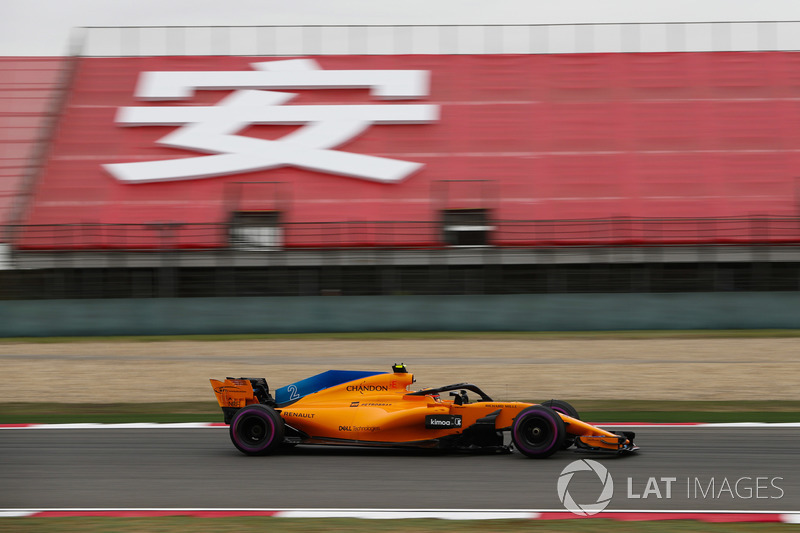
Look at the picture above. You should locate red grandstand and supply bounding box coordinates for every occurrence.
[0,58,65,224]
[7,50,800,249]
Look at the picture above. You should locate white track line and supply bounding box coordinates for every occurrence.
[0,423,227,430]
[598,422,800,429]
[276,510,537,520]
[0,508,797,522]
[3,422,800,430]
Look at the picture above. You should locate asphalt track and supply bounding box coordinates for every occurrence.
[1,426,798,512]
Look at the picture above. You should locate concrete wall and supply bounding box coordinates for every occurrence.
[1,292,799,336]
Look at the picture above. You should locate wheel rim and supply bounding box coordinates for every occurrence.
[238,414,271,446]
[520,416,552,448]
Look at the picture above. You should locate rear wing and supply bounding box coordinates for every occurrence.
[210,377,273,423]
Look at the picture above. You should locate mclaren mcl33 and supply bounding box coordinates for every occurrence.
[210,364,638,458]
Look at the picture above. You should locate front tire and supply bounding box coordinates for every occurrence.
[542,399,580,420]
[229,404,285,456]
[542,399,580,449]
[511,405,565,458]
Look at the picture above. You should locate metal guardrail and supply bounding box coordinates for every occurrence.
[76,21,800,57]
[10,217,800,251]
[3,248,799,300]
[6,218,800,299]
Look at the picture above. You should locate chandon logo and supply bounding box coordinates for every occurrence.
[557,459,614,516]
[104,59,439,184]
[346,384,389,394]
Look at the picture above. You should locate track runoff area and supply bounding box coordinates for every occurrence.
[1,422,799,524]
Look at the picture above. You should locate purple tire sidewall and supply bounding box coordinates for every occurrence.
[232,408,276,452]
[512,408,560,455]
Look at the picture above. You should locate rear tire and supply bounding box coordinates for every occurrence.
[511,405,565,458]
[229,404,285,456]
[542,399,580,449]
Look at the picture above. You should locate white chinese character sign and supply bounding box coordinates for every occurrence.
[104,59,440,184]
[24,52,793,251]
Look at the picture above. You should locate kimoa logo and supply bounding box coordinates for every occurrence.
[104,59,440,184]
[557,459,614,516]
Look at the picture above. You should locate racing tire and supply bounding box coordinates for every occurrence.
[542,399,580,449]
[542,399,580,420]
[511,405,566,458]
[229,404,285,456]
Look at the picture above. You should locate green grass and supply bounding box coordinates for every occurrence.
[582,411,799,423]
[0,402,222,424]
[3,328,800,343]
[1,400,797,424]
[0,518,795,533]
[572,400,800,423]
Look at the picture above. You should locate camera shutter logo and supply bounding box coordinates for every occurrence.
[557,459,614,516]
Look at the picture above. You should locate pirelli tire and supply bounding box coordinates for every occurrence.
[542,399,580,449]
[511,405,566,458]
[542,399,580,420]
[229,404,285,456]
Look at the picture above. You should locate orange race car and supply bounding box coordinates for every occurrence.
[210,364,638,458]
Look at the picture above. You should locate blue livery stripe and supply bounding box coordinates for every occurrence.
[275,370,385,405]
